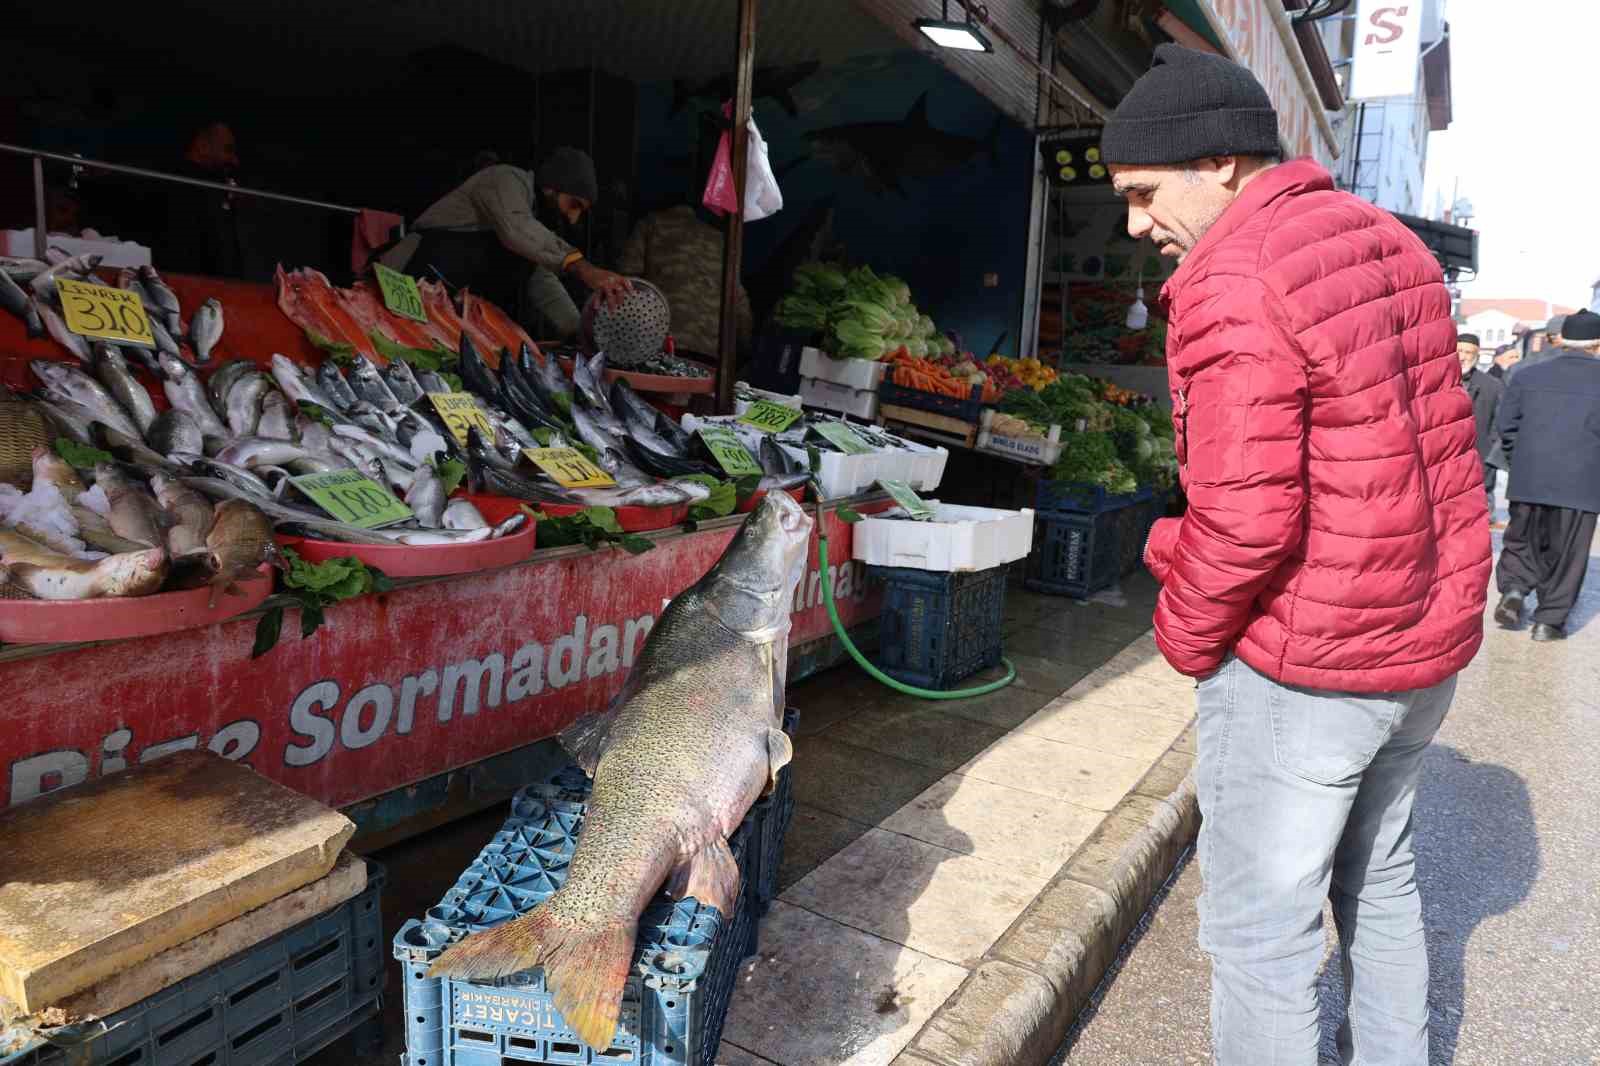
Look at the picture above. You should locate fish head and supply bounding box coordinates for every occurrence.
[700,491,812,639]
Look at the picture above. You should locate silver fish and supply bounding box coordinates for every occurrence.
[571,483,696,509]
[257,391,296,441]
[37,300,91,363]
[215,437,320,469]
[442,498,490,530]
[150,472,214,559]
[404,464,447,527]
[296,415,335,454]
[171,457,277,498]
[158,352,229,439]
[332,422,417,469]
[382,360,426,408]
[619,403,679,457]
[189,298,223,363]
[225,372,272,438]
[391,526,497,545]
[147,409,205,456]
[348,356,402,412]
[570,404,622,455]
[571,350,612,412]
[138,265,183,336]
[315,362,361,412]
[416,369,451,395]
[94,462,166,547]
[271,354,339,411]
[0,269,43,338]
[0,256,48,281]
[206,359,256,412]
[287,454,344,475]
[30,360,140,438]
[93,344,158,435]
[29,253,102,300]
[33,398,96,444]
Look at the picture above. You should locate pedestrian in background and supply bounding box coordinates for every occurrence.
[1492,308,1600,641]
[1458,331,1503,506]
[1103,44,1490,1066]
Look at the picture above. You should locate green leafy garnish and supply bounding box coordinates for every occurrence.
[675,475,738,521]
[523,505,657,555]
[433,457,467,496]
[54,438,113,468]
[370,331,452,371]
[551,391,573,417]
[531,427,555,447]
[252,549,393,658]
[438,371,465,392]
[304,329,356,363]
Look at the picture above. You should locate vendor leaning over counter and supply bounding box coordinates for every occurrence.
[384,147,631,339]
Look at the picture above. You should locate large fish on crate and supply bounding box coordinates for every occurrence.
[427,492,813,1051]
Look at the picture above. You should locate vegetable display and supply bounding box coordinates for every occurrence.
[775,264,946,362]
[996,373,1178,492]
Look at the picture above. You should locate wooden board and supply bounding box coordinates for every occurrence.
[0,750,355,1013]
[878,405,980,449]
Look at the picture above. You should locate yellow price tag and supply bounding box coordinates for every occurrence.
[428,392,496,449]
[56,278,155,347]
[374,263,428,322]
[524,447,616,488]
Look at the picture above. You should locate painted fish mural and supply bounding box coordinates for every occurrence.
[805,92,1001,196]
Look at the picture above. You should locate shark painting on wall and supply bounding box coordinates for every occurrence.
[670,61,823,119]
[804,92,1002,196]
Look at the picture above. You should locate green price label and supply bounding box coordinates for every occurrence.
[291,470,414,529]
[698,426,763,478]
[813,420,873,456]
[878,478,934,521]
[374,262,428,322]
[736,399,803,434]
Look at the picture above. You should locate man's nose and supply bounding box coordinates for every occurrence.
[1126,207,1153,241]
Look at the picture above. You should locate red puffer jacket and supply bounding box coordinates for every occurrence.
[1144,159,1489,691]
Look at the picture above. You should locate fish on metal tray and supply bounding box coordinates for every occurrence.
[189,298,224,363]
[31,360,141,439]
[427,493,811,1051]
[0,528,168,599]
[205,499,284,605]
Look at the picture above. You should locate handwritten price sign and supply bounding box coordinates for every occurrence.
[698,426,762,478]
[56,279,155,347]
[374,263,428,322]
[736,400,802,434]
[291,470,413,529]
[878,478,934,520]
[524,447,616,488]
[813,420,873,456]
[428,392,497,449]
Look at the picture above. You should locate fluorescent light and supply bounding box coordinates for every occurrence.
[915,19,993,52]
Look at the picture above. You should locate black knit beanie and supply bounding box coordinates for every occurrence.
[1101,44,1281,166]
[538,147,599,204]
[1560,310,1600,342]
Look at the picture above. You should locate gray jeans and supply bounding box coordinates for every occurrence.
[1195,656,1456,1065]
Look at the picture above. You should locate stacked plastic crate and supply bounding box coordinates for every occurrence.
[1024,482,1166,598]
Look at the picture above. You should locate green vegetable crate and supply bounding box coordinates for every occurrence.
[1025,483,1165,598]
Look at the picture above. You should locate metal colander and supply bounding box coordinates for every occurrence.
[580,278,672,367]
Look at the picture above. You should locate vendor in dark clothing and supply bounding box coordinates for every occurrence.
[1458,332,1503,502]
[385,148,630,339]
[149,120,246,277]
[1492,309,1600,642]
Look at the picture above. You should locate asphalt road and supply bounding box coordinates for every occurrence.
[1053,538,1600,1066]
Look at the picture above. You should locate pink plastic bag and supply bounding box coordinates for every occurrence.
[702,106,740,217]
[702,103,784,221]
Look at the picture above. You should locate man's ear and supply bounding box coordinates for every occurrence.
[1213,156,1241,186]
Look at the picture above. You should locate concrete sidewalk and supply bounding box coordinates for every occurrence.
[718,573,1196,1066]
[317,569,1196,1066]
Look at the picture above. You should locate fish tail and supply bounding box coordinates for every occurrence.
[429,904,635,1052]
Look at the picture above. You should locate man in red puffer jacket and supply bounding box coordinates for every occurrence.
[1102,45,1490,1065]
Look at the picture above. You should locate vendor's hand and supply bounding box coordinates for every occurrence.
[576,262,633,310]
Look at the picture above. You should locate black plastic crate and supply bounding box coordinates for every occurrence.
[877,380,986,423]
[868,565,1008,689]
[393,770,756,1066]
[7,867,386,1066]
[1035,480,1153,516]
[1025,491,1164,598]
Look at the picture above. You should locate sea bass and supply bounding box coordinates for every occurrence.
[189,298,224,363]
[427,493,812,1051]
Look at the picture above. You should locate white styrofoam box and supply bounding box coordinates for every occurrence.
[876,432,948,491]
[800,375,879,420]
[852,503,1036,572]
[799,347,887,390]
[733,381,803,416]
[814,451,876,500]
[1,230,152,268]
[976,410,1062,467]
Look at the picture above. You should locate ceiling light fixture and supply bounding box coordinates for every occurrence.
[915,0,993,53]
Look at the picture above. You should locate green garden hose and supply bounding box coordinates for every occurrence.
[817,531,1017,700]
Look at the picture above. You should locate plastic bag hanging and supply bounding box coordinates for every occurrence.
[702,103,784,222]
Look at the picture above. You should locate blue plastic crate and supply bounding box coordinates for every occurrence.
[878,380,986,423]
[393,771,756,1066]
[867,566,1008,689]
[1035,480,1154,516]
[5,866,386,1066]
[745,707,799,920]
[1025,492,1164,598]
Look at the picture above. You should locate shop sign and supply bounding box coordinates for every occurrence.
[290,470,413,528]
[1348,0,1424,100]
[373,263,428,322]
[57,279,155,347]
[1196,0,1337,165]
[523,447,616,489]
[429,392,497,449]
[0,505,888,812]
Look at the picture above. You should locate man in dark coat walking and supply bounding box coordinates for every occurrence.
[1458,331,1502,502]
[1493,309,1600,640]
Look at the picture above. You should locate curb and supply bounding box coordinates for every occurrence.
[892,725,1200,1066]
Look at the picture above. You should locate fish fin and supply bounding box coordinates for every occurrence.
[766,727,794,792]
[428,905,634,1053]
[665,837,742,917]
[557,696,623,776]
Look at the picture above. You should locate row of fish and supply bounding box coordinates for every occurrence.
[0,254,222,369]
